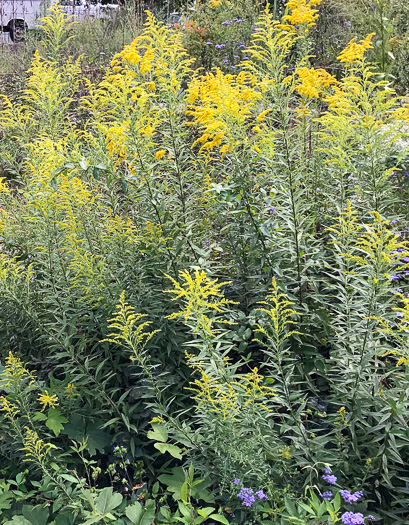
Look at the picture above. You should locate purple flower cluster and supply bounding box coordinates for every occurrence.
[237,487,256,507]
[341,511,364,525]
[339,490,363,504]
[234,481,268,508]
[322,491,333,501]
[322,473,337,485]
[389,274,403,281]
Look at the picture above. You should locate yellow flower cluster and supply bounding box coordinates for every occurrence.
[102,291,159,359]
[296,67,338,99]
[0,177,9,194]
[187,70,260,154]
[165,270,238,336]
[20,427,56,462]
[255,278,301,350]
[187,363,276,421]
[0,352,35,390]
[283,0,323,29]
[0,396,20,420]
[337,34,375,64]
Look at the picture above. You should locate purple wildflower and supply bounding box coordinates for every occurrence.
[344,21,352,26]
[255,490,268,500]
[324,467,331,474]
[391,219,401,224]
[322,474,337,485]
[403,257,409,263]
[206,41,213,45]
[237,487,256,507]
[242,56,249,60]
[234,18,244,23]
[233,478,240,485]
[215,44,225,49]
[389,274,403,280]
[222,20,231,25]
[339,490,363,504]
[368,516,375,521]
[223,59,229,64]
[341,512,364,525]
[322,491,333,501]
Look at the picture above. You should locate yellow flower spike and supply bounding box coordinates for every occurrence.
[165,269,238,337]
[38,390,59,411]
[0,352,35,390]
[254,278,302,350]
[101,291,159,361]
[64,383,78,398]
[20,427,56,463]
[337,34,375,64]
[0,396,20,420]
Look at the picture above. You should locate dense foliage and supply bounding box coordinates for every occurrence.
[1,1,409,524]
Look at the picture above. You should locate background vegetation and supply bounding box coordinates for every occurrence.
[1,0,409,524]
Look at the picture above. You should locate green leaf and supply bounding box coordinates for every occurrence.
[32,412,47,422]
[22,505,49,525]
[154,443,183,459]
[0,489,13,511]
[4,517,32,525]
[46,408,68,437]
[95,487,122,514]
[59,474,79,484]
[125,500,155,525]
[147,424,168,443]
[209,515,230,525]
[180,481,188,504]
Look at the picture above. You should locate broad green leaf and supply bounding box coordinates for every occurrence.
[154,442,183,459]
[46,408,68,437]
[95,487,122,514]
[22,505,49,525]
[147,424,168,443]
[125,500,155,525]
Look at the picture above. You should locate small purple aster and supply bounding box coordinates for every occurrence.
[390,274,403,280]
[344,21,352,26]
[215,44,225,49]
[221,20,231,25]
[206,41,213,45]
[322,491,333,501]
[368,516,375,521]
[233,478,240,485]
